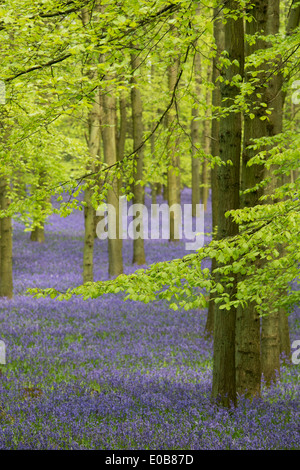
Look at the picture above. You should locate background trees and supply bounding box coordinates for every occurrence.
[1,0,299,408]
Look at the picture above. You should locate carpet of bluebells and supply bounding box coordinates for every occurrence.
[0,188,299,450]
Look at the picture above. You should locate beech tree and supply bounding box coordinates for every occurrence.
[101,78,124,277]
[235,0,269,398]
[190,6,202,219]
[205,7,224,336]
[0,175,13,299]
[131,51,146,265]
[1,0,298,409]
[211,0,244,407]
[82,7,101,284]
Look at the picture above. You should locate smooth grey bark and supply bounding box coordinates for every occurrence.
[261,310,280,385]
[101,85,123,277]
[83,92,101,283]
[260,0,300,383]
[167,58,181,242]
[259,0,281,386]
[131,52,146,265]
[191,39,201,218]
[82,7,101,283]
[163,182,168,201]
[201,66,211,213]
[30,226,45,243]
[205,8,224,336]
[212,0,244,407]
[235,0,269,398]
[0,176,13,298]
[117,91,127,163]
[110,89,127,239]
[265,0,300,363]
[150,64,159,207]
[279,306,291,360]
[286,0,300,32]
[151,183,157,205]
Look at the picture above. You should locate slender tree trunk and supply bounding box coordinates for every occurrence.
[260,0,284,383]
[30,226,45,243]
[212,1,243,407]
[150,67,157,207]
[83,187,95,283]
[82,7,101,283]
[286,0,300,32]
[101,85,123,277]
[0,207,1,289]
[201,65,212,213]
[151,121,157,207]
[235,0,269,398]
[117,91,127,163]
[93,156,103,239]
[0,176,13,298]
[131,51,146,265]
[191,42,201,218]
[261,144,280,385]
[167,58,180,242]
[116,88,127,198]
[205,8,224,336]
[261,311,280,385]
[151,183,157,205]
[163,182,168,201]
[265,0,300,364]
[30,171,48,244]
[83,92,101,283]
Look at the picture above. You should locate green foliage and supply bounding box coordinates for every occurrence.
[0,0,298,322]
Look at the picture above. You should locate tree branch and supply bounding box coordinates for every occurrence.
[5,54,72,82]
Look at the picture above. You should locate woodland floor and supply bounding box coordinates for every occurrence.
[0,188,299,450]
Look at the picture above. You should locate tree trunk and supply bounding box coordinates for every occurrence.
[167,58,180,242]
[236,0,269,398]
[212,0,243,407]
[276,1,300,362]
[205,8,224,336]
[83,91,101,283]
[151,184,157,206]
[83,186,95,283]
[260,0,290,382]
[30,226,45,243]
[150,73,157,208]
[261,310,280,385]
[131,51,146,265]
[0,176,13,298]
[266,0,300,365]
[101,85,123,277]
[201,65,211,213]
[279,306,291,361]
[29,170,49,244]
[191,40,201,218]
[117,91,127,163]
[82,7,101,283]
[286,0,300,32]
